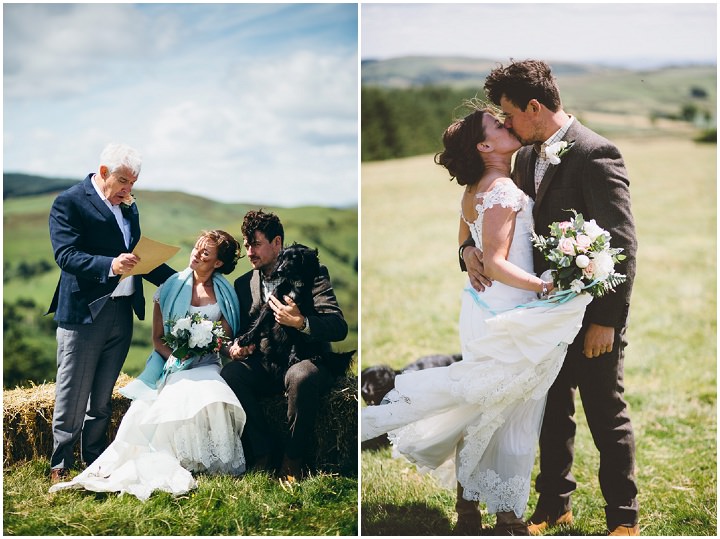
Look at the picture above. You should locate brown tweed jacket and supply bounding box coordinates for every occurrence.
[513,119,637,328]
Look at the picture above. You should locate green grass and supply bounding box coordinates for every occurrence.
[3,460,357,535]
[360,137,716,535]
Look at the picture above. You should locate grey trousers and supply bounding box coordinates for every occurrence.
[50,297,133,469]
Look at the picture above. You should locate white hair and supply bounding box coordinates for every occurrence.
[99,143,142,176]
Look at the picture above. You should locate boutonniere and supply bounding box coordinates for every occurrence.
[545,140,575,165]
[120,193,136,210]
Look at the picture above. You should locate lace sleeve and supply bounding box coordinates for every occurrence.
[478,181,527,214]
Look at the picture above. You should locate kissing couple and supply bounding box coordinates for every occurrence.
[362,59,639,536]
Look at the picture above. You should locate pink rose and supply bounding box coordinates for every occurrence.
[582,261,595,279]
[558,221,573,232]
[558,237,576,255]
[575,234,592,252]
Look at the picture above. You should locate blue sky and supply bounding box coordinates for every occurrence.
[361,2,717,68]
[3,3,358,207]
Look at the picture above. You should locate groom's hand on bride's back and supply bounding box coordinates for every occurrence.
[464,246,492,292]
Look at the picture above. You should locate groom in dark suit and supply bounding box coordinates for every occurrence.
[221,209,349,482]
[460,60,639,536]
[47,143,175,482]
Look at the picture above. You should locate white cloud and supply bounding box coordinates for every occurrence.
[360,3,717,67]
[3,3,358,207]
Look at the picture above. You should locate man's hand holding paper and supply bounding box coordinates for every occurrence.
[120,236,180,279]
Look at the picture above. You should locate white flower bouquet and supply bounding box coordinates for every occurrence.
[531,210,627,298]
[162,312,227,360]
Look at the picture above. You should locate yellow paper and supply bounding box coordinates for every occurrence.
[120,235,180,279]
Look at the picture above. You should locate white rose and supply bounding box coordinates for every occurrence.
[575,254,590,269]
[545,141,567,165]
[189,319,214,348]
[171,317,192,336]
[591,251,615,281]
[583,219,608,241]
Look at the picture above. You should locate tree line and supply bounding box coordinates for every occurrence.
[361,85,716,163]
[361,86,484,162]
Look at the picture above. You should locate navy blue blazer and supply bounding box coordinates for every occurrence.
[47,174,176,324]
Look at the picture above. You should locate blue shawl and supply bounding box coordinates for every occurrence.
[132,267,241,390]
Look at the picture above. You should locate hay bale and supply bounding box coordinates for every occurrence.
[259,374,358,475]
[2,373,133,467]
[3,373,357,474]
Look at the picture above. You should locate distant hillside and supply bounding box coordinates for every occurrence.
[361,56,611,88]
[361,56,716,116]
[3,173,79,199]
[361,56,716,161]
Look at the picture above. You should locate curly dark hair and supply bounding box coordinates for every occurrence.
[484,59,562,112]
[200,229,243,275]
[241,209,284,246]
[434,99,495,186]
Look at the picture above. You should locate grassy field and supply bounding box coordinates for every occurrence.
[3,460,357,535]
[360,137,717,535]
[3,192,359,535]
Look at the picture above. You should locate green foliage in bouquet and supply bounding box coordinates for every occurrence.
[532,210,627,298]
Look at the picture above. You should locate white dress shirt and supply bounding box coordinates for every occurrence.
[91,175,135,297]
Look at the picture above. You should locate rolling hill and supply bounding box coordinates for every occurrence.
[361,57,716,161]
[3,179,358,387]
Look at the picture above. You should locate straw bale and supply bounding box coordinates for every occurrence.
[259,374,358,475]
[3,373,357,474]
[2,373,133,467]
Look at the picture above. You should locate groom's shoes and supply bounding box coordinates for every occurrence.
[526,509,573,535]
[608,524,640,536]
[279,454,304,483]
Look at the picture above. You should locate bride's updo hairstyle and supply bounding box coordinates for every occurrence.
[434,100,496,186]
[201,229,243,275]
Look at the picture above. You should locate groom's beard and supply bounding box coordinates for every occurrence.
[510,123,545,146]
[510,130,530,146]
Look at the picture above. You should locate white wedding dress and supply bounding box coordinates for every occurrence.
[362,180,592,517]
[50,302,247,501]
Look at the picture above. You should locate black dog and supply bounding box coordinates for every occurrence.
[238,242,354,378]
[361,353,463,406]
[361,353,462,450]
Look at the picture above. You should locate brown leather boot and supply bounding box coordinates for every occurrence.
[279,455,303,483]
[49,468,70,484]
[494,511,530,535]
[527,509,573,535]
[608,524,640,536]
[453,483,482,535]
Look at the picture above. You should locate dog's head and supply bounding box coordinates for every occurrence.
[273,243,320,285]
[360,365,398,406]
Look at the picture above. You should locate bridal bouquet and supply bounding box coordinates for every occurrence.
[162,312,227,360]
[531,211,627,298]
